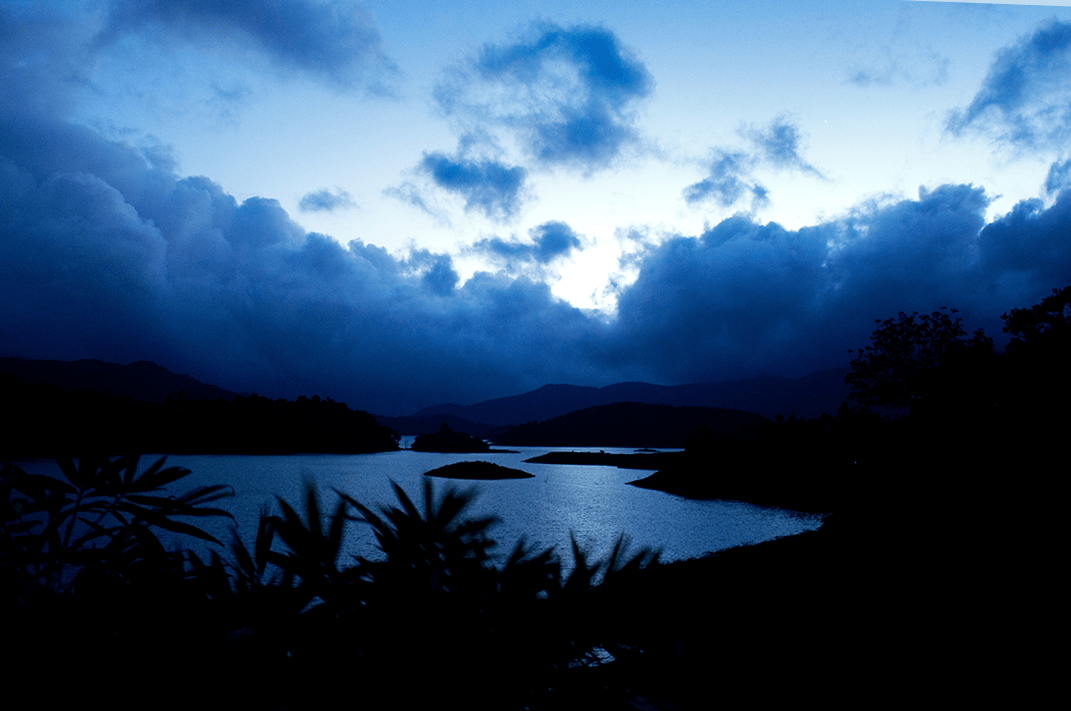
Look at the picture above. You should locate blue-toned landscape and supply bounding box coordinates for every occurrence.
[2,1,1067,707]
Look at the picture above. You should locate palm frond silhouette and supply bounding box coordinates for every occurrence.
[2,455,232,604]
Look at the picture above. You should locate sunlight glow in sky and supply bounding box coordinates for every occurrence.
[4,0,1071,413]
[61,0,1068,309]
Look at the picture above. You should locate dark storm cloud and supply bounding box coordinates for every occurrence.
[403,249,461,296]
[978,187,1071,293]
[97,0,397,91]
[0,109,611,414]
[418,152,528,220]
[4,95,1071,413]
[435,22,653,171]
[470,221,583,268]
[612,182,1069,385]
[684,116,821,211]
[947,20,1071,150]
[299,188,356,213]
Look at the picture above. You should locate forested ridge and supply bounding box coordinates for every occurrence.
[0,380,399,457]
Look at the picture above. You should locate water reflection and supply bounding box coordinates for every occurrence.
[15,449,823,564]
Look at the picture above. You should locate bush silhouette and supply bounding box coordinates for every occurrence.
[1,454,232,606]
[4,456,669,708]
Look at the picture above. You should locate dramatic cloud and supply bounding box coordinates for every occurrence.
[4,6,1071,416]
[299,188,356,212]
[3,92,1070,414]
[418,152,528,220]
[96,0,397,91]
[684,116,821,210]
[613,183,1049,385]
[470,221,583,268]
[0,113,609,414]
[435,22,653,171]
[978,188,1071,293]
[947,20,1071,150]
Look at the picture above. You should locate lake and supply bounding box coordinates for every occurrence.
[15,447,824,566]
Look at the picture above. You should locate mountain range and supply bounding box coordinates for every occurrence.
[378,369,849,434]
[1,357,850,436]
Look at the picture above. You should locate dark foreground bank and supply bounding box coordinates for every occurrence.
[3,451,1057,709]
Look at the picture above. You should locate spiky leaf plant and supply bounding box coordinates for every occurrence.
[2,455,236,704]
[341,478,501,598]
[1,455,232,606]
[266,483,351,603]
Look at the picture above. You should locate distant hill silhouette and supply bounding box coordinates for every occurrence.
[493,402,768,448]
[0,358,397,456]
[405,369,848,428]
[2,356,850,440]
[0,357,236,403]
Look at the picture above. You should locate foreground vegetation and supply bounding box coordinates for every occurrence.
[4,452,1051,707]
[2,455,666,709]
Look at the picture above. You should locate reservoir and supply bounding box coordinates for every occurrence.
[15,447,824,565]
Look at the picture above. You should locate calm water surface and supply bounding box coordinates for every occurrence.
[18,448,824,564]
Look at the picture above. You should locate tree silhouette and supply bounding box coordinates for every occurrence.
[1003,285,1071,360]
[1001,285,1071,429]
[845,307,991,414]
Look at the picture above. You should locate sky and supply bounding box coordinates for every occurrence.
[3,0,1071,415]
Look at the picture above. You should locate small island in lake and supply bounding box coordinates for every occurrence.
[424,460,534,480]
[412,421,517,453]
